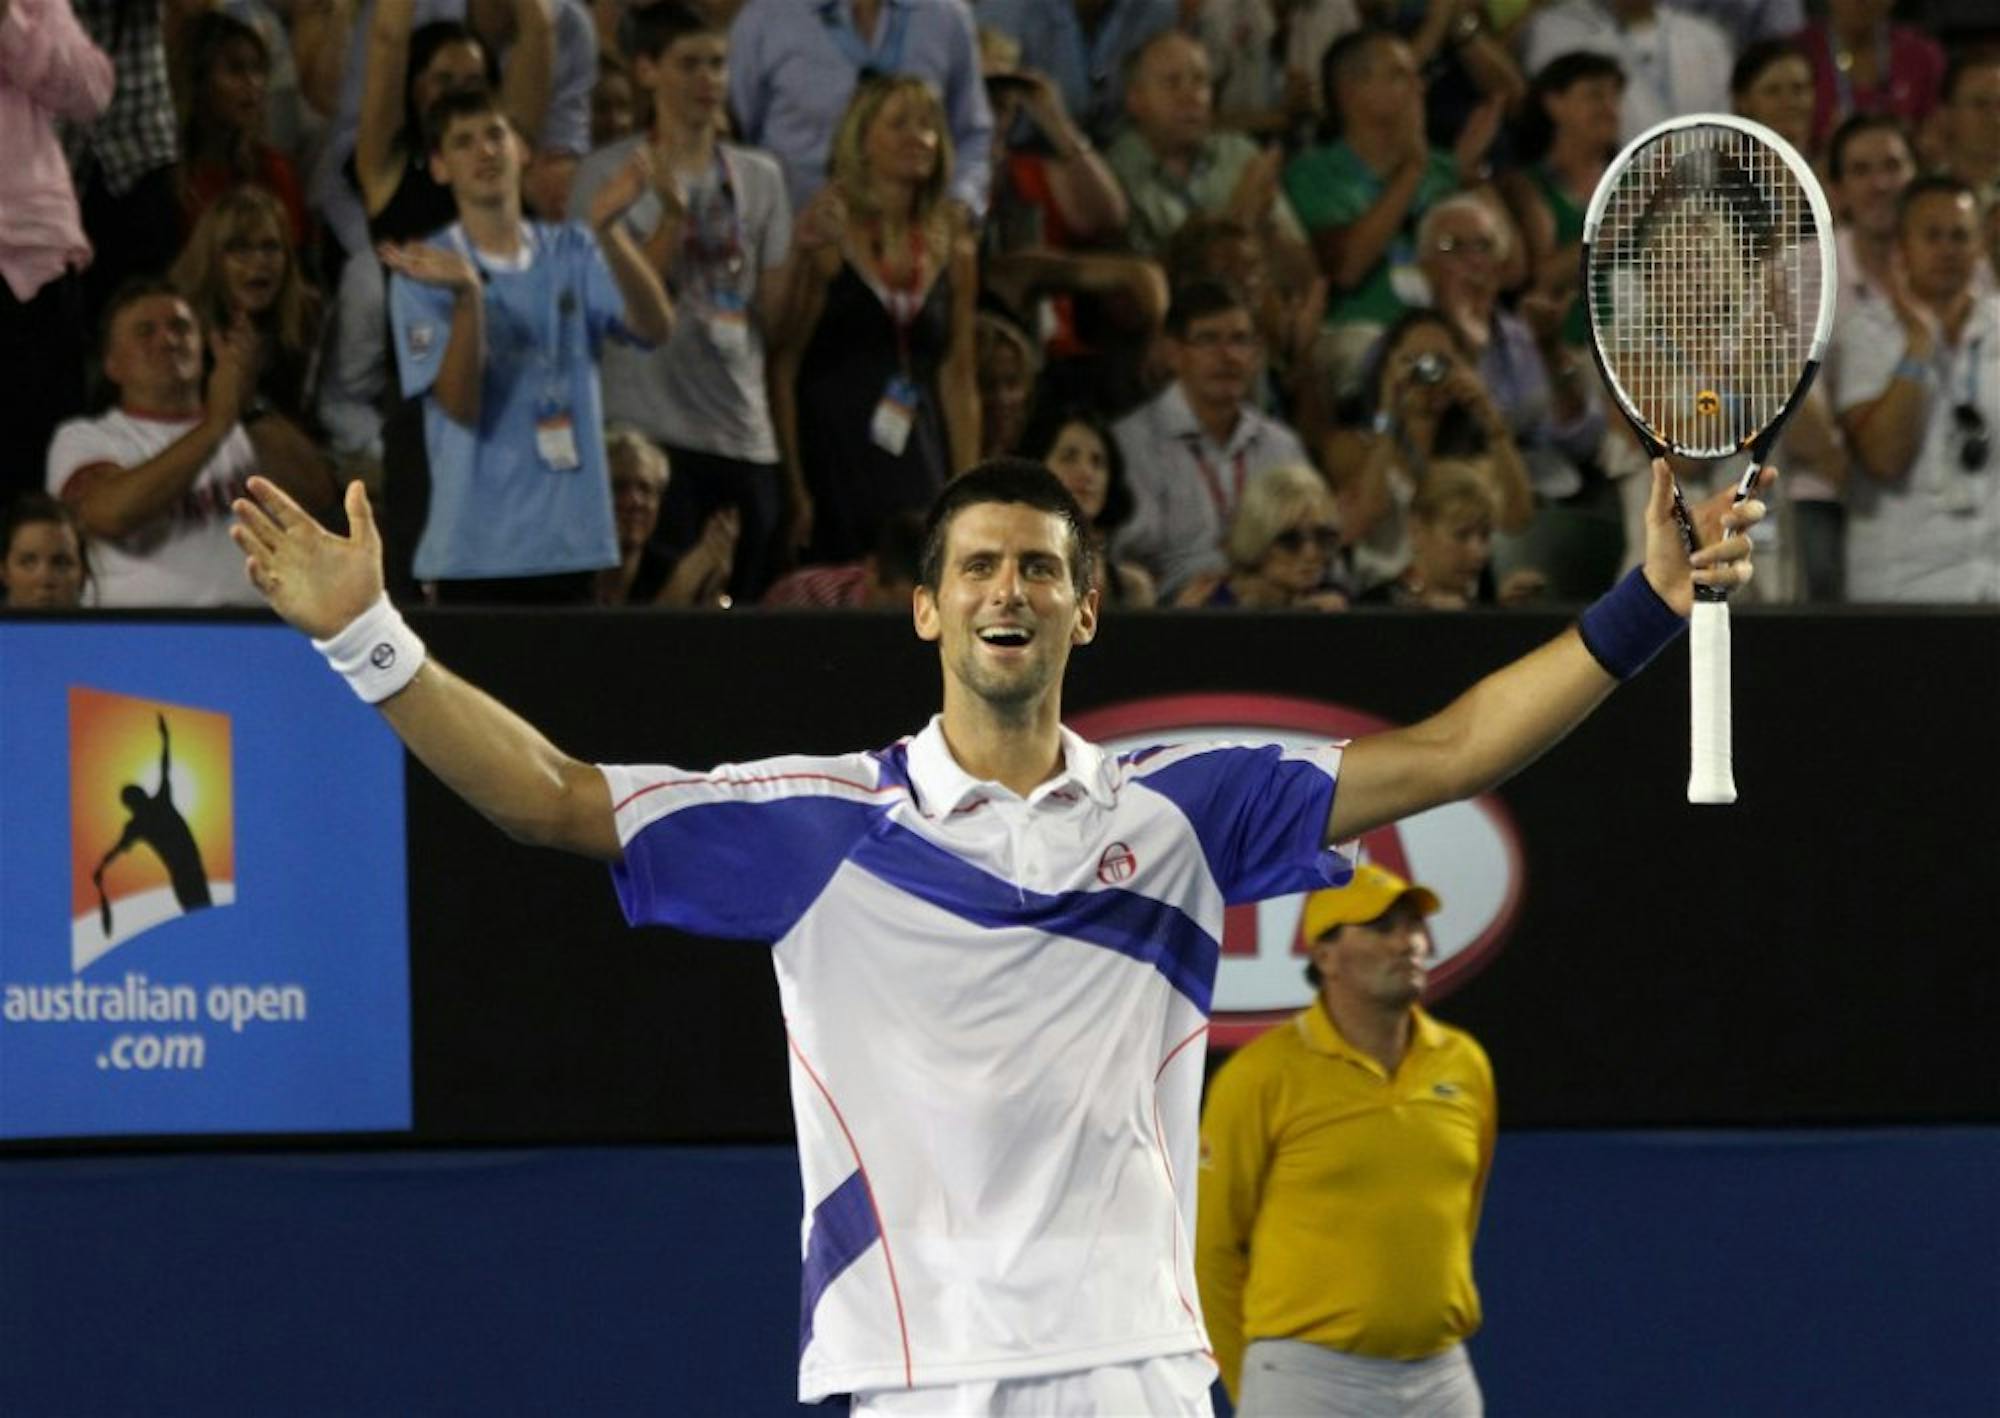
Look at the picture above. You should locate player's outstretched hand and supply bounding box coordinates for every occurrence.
[231,478,385,639]
[1638,459,1772,615]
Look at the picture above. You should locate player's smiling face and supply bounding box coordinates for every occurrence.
[915,502,1098,714]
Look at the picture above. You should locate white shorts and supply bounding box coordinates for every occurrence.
[1236,1339,1481,1418]
[850,1353,1218,1416]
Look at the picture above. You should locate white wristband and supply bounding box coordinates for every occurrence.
[311,593,426,704]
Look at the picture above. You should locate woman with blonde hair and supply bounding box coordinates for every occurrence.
[171,185,325,428]
[771,75,979,564]
[1175,464,1347,610]
[1361,457,1546,608]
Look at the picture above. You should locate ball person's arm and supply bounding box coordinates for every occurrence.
[231,478,620,861]
[1326,460,1766,843]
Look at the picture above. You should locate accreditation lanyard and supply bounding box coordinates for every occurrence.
[870,218,928,376]
[681,148,746,295]
[1183,434,1247,525]
[820,0,911,75]
[1623,19,1677,120]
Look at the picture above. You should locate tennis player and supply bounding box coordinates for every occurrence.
[230,455,1762,1415]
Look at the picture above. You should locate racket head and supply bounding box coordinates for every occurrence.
[1582,114,1836,462]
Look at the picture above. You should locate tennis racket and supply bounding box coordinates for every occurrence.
[1581,114,1835,804]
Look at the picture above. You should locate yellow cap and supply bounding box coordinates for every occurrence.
[1300,864,1442,942]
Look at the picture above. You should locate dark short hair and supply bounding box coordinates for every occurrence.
[1898,174,1978,231]
[1942,47,2000,106]
[1163,212,1257,291]
[3,490,85,554]
[1828,112,1915,180]
[629,0,720,62]
[918,459,1096,598]
[1017,404,1134,534]
[1164,276,1249,339]
[1514,49,1626,163]
[1317,28,1399,140]
[98,277,194,360]
[403,22,498,147]
[423,85,507,156]
[871,509,928,586]
[1730,39,1806,100]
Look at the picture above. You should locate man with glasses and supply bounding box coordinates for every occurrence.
[1416,193,1600,505]
[1833,175,2000,603]
[1196,864,1494,1417]
[1112,277,1311,599]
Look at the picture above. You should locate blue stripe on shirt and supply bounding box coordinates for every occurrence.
[1127,747,1350,904]
[612,796,890,942]
[850,822,1220,1012]
[798,1168,880,1360]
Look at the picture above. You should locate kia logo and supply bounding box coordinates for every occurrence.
[1069,693,1524,1048]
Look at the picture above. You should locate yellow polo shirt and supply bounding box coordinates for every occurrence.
[1195,1000,1496,1400]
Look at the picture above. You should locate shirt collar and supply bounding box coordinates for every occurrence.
[1297,996,1441,1067]
[1160,381,1262,459]
[904,715,1116,816]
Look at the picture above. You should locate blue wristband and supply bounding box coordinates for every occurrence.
[1892,355,1927,385]
[1577,568,1685,680]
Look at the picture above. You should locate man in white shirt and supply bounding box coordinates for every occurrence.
[1113,277,1312,599]
[1833,176,2000,603]
[226,451,1762,1413]
[46,280,334,606]
[1521,1,1732,143]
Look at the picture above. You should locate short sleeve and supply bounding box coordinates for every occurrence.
[388,262,459,399]
[45,418,116,498]
[749,153,793,271]
[601,755,900,942]
[1124,742,1352,904]
[1830,300,1901,415]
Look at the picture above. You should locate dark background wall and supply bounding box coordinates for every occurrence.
[388,608,1995,1141]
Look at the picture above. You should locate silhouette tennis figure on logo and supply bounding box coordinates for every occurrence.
[93,713,212,934]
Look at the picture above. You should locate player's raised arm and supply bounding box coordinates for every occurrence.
[231,478,620,861]
[1327,461,1766,842]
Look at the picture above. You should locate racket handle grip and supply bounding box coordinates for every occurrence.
[1687,600,1737,805]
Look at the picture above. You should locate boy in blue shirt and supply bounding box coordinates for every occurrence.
[384,86,675,602]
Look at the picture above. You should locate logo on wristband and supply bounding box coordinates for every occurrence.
[370,643,396,670]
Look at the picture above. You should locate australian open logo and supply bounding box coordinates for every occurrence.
[1070,693,1525,1048]
[67,688,236,973]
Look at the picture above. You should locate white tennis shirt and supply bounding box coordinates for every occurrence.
[601,717,1350,1401]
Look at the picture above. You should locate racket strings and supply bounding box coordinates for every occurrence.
[1591,125,1823,457]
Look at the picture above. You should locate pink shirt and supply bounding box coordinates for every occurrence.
[0,0,113,301]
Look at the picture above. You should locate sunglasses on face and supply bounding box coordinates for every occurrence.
[1271,524,1340,553]
[1954,403,1990,474]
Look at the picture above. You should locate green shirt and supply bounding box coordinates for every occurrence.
[1284,140,1459,326]
[1106,128,1306,256]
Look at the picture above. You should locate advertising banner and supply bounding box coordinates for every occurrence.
[0,622,411,1139]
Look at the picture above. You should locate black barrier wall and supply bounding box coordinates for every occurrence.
[399,606,2000,1142]
[7,607,1998,1151]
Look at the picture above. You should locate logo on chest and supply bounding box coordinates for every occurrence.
[1096,841,1138,886]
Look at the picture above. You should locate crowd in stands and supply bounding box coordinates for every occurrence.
[4,0,1998,612]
